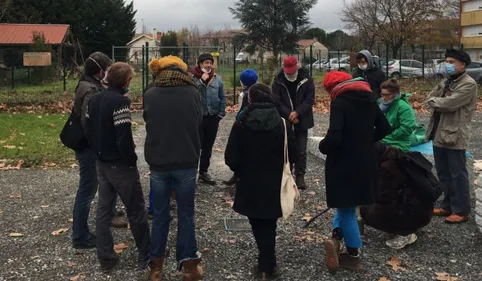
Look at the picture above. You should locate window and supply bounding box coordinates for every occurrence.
[468,62,482,69]
[462,0,482,12]
[400,60,411,67]
[411,61,423,68]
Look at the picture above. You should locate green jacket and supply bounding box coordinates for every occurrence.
[380,94,417,152]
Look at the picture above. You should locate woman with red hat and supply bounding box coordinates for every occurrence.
[319,71,391,271]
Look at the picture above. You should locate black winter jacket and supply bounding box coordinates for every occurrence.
[272,68,315,131]
[225,102,298,219]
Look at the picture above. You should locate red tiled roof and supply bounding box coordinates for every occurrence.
[297,39,318,48]
[0,23,70,45]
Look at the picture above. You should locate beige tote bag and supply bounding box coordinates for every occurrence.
[281,118,300,219]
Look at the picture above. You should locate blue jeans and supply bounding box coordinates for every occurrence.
[72,149,98,242]
[148,181,153,213]
[333,208,362,248]
[150,168,200,268]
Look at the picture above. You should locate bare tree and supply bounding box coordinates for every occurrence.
[0,0,11,21]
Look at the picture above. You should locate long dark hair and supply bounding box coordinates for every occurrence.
[237,83,275,127]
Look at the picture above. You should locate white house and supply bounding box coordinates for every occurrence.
[126,29,161,63]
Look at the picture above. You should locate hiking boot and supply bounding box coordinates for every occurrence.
[182,258,204,281]
[223,174,238,186]
[445,214,469,224]
[199,172,216,185]
[111,215,128,228]
[433,208,451,217]
[72,233,96,249]
[324,238,341,272]
[148,257,165,281]
[296,174,307,190]
[254,266,282,280]
[99,255,119,272]
[339,253,363,271]
[386,234,417,250]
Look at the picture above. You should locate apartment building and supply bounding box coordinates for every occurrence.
[461,0,482,61]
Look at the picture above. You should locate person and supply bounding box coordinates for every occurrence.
[352,50,386,99]
[379,79,417,152]
[319,71,391,271]
[360,144,433,250]
[225,83,298,280]
[272,56,315,190]
[224,68,259,186]
[426,48,478,224]
[84,62,150,271]
[71,52,126,250]
[192,53,226,185]
[144,56,204,281]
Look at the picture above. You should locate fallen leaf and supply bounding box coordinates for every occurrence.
[306,231,316,235]
[307,191,316,196]
[131,121,138,126]
[113,243,129,254]
[68,218,73,222]
[70,273,86,281]
[435,272,458,281]
[50,123,57,128]
[31,256,41,260]
[379,278,391,281]
[51,228,70,236]
[316,205,325,212]
[225,200,234,208]
[19,133,25,136]
[313,178,321,183]
[214,148,224,152]
[70,163,79,169]
[15,160,23,169]
[0,210,3,214]
[3,145,16,149]
[9,194,21,198]
[41,205,50,208]
[302,214,312,222]
[9,233,24,237]
[203,248,209,253]
[306,236,315,241]
[387,256,406,271]
[229,239,237,244]
[67,261,75,268]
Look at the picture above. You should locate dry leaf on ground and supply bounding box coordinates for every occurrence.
[41,205,50,208]
[379,278,391,281]
[52,228,70,236]
[225,200,234,208]
[67,261,75,268]
[70,273,86,281]
[9,194,22,198]
[0,210,3,214]
[435,272,459,281]
[68,218,73,222]
[70,163,79,169]
[50,123,57,128]
[306,231,316,235]
[203,248,209,253]
[9,233,24,237]
[214,148,224,152]
[302,214,313,222]
[316,205,325,212]
[113,243,129,254]
[307,191,316,196]
[3,145,16,149]
[387,256,406,271]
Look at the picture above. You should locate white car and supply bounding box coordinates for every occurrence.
[385,59,431,78]
[309,60,327,71]
[325,57,350,71]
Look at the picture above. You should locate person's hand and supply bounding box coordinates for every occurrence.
[293,118,300,124]
[201,73,210,81]
[289,111,299,122]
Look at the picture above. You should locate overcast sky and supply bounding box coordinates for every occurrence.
[132,0,348,33]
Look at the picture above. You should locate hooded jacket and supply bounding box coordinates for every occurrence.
[380,94,417,152]
[319,85,391,208]
[225,102,298,219]
[272,67,315,131]
[352,50,386,99]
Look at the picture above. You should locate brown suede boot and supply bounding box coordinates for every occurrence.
[324,238,341,272]
[182,258,204,281]
[339,253,363,271]
[148,257,165,281]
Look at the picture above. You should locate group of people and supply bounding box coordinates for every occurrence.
[65,46,477,280]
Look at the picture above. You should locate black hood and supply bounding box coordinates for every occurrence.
[275,67,310,83]
[338,91,377,104]
[244,103,281,132]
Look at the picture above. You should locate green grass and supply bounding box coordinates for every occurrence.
[0,113,73,167]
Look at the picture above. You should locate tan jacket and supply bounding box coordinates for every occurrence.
[425,72,478,150]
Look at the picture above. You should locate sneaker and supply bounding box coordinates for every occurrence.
[253,265,282,280]
[385,234,417,250]
[445,214,469,224]
[72,233,96,249]
[199,172,216,185]
[99,255,119,272]
[324,238,341,272]
[339,253,363,271]
[433,208,451,217]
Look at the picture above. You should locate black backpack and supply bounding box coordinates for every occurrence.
[60,108,88,151]
[398,151,442,203]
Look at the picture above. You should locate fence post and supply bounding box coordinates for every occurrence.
[11,66,14,89]
[182,43,188,63]
[310,45,313,77]
[145,42,150,88]
[386,44,389,78]
[233,45,236,105]
[63,43,67,91]
[27,67,30,86]
[399,46,402,77]
[111,45,115,62]
[422,44,425,79]
[142,45,145,93]
[337,50,341,70]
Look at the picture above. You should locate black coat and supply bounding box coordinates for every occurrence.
[319,91,391,208]
[225,103,298,219]
[352,67,386,99]
[360,147,433,235]
[272,68,315,131]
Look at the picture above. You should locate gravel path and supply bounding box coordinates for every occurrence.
[1,113,482,281]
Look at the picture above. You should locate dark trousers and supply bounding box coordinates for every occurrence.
[199,115,220,173]
[248,217,278,274]
[96,161,150,264]
[433,146,471,216]
[294,130,308,175]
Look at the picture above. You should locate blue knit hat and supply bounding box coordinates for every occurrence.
[240,69,258,88]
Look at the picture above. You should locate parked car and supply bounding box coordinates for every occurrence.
[235,52,247,63]
[425,59,445,68]
[309,60,327,71]
[384,59,431,79]
[325,57,350,71]
[431,61,482,84]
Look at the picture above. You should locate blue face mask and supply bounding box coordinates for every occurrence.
[123,87,130,94]
[446,63,456,75]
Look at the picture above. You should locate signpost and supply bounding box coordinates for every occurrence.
[23,52,52,66]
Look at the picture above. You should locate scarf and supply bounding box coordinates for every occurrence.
[154,69,199,89]
[330,79,372,101]
[379,93,400,113]
[192,66,215,86]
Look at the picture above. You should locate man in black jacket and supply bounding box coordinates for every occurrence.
[352,50,386,99]
[144,56,204,281]
[85,62,150,272]
[272,56,315,189]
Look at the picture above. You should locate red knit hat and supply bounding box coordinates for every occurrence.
[323,71,353,93]
[283,56,299,74]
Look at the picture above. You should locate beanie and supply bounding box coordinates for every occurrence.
[149,56,188,73]
[197,53,214,65]
[323,71,353,93]
[240,69,258,88]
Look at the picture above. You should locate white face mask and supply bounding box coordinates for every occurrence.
[201,67,212,74]
[284,71,298,82]
[359,64,368,70]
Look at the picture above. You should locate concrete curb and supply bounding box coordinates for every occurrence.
[476,174,482,233]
